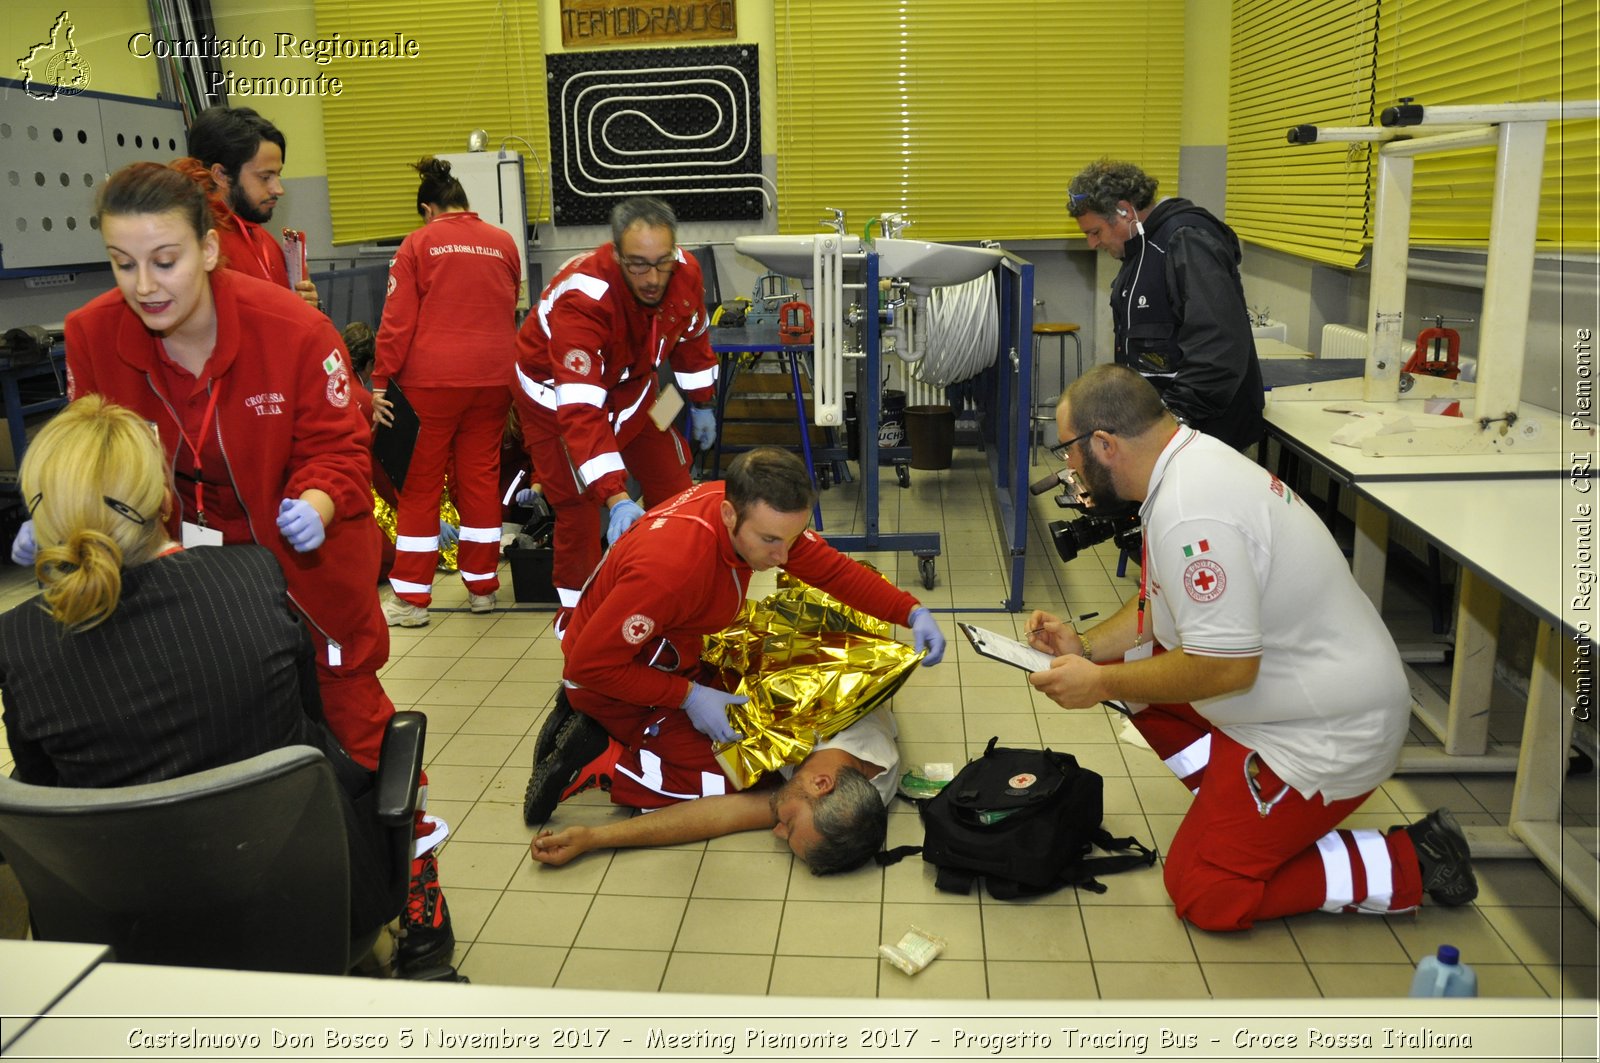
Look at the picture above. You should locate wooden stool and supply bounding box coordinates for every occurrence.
[1031,322,1083,464]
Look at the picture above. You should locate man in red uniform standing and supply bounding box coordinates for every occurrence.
[186,106,321,310]
[523,448,948,873]
[511,196,719,634]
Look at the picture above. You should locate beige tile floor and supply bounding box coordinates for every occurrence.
[1,448,1596,1002]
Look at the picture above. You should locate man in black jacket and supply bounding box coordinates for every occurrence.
[1066,159,1264,452]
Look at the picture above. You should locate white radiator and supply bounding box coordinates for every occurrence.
[1320,323,1368,361]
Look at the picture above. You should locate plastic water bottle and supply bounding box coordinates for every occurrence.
[1408,944,1478,997]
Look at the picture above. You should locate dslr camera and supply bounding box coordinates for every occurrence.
[1030,467,1142,565]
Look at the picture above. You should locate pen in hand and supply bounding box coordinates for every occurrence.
[1024,612,1098,639]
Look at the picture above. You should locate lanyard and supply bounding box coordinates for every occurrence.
[173,383,222,525]
[237,216,276,279]
[1134,424,1182,645]
[1136,537,1148,644]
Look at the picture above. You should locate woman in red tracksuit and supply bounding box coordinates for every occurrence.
[61,159,456,973]
[371,158,520,625]
[64,159,392,767]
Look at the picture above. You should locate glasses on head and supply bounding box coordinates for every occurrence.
[1049,429,1099,462]
[620,254,678,276]
[25,492,148,525]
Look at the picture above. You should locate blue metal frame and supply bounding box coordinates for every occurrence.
[986,256,1035,612]
[707,251,1036,608]
[824,252,940,561]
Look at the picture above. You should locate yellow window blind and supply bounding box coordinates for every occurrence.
[1373,0,1598,251]
[774,0,1185,242]
[1227,0,1379,267]
[313,0,547,245]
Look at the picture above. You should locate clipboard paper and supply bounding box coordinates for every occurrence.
[958,623,1054,672]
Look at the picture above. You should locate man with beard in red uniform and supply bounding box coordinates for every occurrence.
[187,106,321,310]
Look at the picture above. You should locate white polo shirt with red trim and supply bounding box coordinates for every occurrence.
[1137,427,1409,801]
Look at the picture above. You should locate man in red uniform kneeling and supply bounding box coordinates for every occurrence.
[524,448,947,874]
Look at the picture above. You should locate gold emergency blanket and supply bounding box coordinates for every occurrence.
[371,487,460,572]
[701,574,923,790]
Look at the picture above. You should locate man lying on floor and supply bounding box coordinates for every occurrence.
[523,447,946,873]
[530,702,900,874]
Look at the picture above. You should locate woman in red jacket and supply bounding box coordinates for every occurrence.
[371,158,520,626]
[53,159,455,972]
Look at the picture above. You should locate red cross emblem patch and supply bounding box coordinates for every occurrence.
[621,613,655,644]
[1183,558,1226,602]
[562,348,593,376]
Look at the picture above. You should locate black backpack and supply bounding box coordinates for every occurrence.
[883,738,1157,900]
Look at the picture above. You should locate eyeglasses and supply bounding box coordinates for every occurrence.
[620,254,678,276]
[1049,428,1100,461]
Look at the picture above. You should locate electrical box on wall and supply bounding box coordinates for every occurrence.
[0,78,187,273]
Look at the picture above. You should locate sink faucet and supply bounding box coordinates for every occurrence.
[819,207,846,236]
[882,212,911,238]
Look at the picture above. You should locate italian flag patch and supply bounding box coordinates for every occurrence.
[1182,540,1210,558]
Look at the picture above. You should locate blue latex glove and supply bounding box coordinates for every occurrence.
[276,498,326,553]
[688,406,718,450]
[681,683,747,743]
[908,607,946,666]
[438,518,459,548]
[514,488,540,506]
[10,520,35,567]
[605,498,645,545]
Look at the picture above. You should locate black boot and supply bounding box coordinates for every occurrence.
[523,711,609,825]
[1395,808,1478,907]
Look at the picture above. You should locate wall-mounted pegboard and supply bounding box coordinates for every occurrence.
[0,79,186,272]
[546,44,764,226]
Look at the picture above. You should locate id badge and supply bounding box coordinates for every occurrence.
[648,383,685,430]
[182,520,223,548]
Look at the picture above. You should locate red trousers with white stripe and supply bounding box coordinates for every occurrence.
[389,385,511,606]
[568,687,726,809]
[513,398,693,611]
[1131,702,1423,931]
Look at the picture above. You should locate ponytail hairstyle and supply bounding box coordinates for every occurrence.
[168,156,237,234]
[413,156,468,216]
[21,396,172,632]
[96,159,228,240]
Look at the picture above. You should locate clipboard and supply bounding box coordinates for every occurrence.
[959,622,1135,717]
[958,623,1054,672]
[371,378,420,491]
[282,228,308,288]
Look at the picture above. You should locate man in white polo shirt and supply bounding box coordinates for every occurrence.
[1025,364,1475,931]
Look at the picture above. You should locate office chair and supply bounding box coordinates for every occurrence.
[0,712,426,976]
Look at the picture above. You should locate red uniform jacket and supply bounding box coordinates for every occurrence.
[216,214,290,289]
[562,482,920,713]
[373,211,520,391]
[514,242,717,502]
[64,270,382,666]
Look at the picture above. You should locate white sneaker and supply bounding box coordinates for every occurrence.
[469,592,496,614]
[383,596,430,627]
